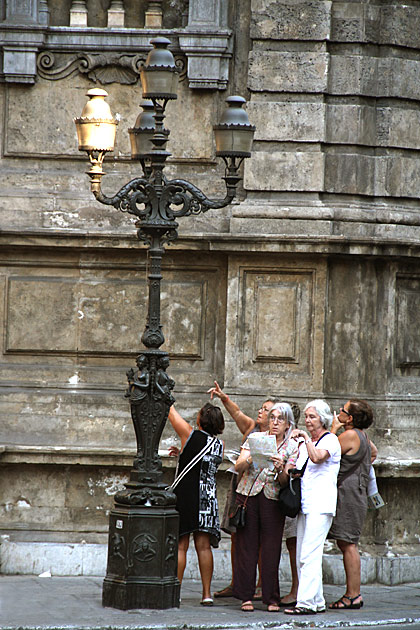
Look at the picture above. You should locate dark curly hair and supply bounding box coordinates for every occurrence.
[198,402,225,436]
[347,399,374,429]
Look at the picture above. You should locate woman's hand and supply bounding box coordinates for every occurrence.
[291,428,309,441]
[331,411,344,434]
[270,454,284,474]
[168,446,180,457]
[207,380,228,402]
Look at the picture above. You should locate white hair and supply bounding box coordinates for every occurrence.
[304,399,333,430]
[269,402,295,440]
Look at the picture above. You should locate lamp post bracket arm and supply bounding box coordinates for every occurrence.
[163,178,235,216]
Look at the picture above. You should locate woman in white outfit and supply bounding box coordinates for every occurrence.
[284,400,341,616]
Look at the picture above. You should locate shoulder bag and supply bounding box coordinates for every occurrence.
[278,432,329,518]
[168,435,216,491]
[228,470,262,529]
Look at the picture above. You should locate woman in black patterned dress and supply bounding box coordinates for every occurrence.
[168,403,224,605]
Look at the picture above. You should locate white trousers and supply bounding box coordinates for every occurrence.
[296,512,333,611]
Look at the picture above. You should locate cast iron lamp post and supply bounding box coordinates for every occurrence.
[75,36,254,610]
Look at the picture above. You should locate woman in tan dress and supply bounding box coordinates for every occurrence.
[328,399,377,610]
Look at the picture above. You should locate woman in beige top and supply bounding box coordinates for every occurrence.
[232,403,298,612]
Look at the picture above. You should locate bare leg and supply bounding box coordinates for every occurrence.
[214,533,235,597]
[193,531,214,601]
[338,540,362,602]
[280,537,298,604]
[178,534,190,584]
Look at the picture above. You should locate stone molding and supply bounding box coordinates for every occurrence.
[36,50,187,85]
[0,0,231,87]
[1,540,419,585]
[1,444,418,477]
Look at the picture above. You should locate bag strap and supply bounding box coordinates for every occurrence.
[169,436,216,491]
[300,431,330,477]
[242,469,263,508]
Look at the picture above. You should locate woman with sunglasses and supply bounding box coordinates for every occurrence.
[232,402,298,612]
[328,399,377,610]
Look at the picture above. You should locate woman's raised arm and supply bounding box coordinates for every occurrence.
[168,405,193,449]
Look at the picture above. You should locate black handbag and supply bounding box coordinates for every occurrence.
[229,503,247,528]
[278,432,330,518]
[229,470,262,529]
[277,475,302,518]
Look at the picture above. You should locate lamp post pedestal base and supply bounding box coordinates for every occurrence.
[102,501,180,610]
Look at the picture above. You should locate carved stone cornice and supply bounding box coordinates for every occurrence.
[1,2,231,87]
[36,50,187,85]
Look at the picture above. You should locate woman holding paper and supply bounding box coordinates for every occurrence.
[232,403,298,612]
[284,400,341,616]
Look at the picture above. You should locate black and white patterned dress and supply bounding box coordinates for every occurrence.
[174,429,224,547]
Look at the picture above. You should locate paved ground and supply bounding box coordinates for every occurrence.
[1,576,419,630]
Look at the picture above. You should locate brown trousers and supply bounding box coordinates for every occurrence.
[233,491,285,605]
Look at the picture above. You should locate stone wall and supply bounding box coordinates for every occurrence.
[1,0,420,581]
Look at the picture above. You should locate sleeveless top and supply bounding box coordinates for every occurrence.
[328,428,371,544]
[173,430,224,547]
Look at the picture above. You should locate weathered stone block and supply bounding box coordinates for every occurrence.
[324,152,376,195]
[379,5,420,49]
[376,107,420,150]
[248,51,329,93]
[248,101,325,142]
[378,58,420,101]
[331,1,366,42]
[326,104,376,146]
[244,151,324,191]
[384,156,420,198]
[251,0,331,41]
[329,55,378,96]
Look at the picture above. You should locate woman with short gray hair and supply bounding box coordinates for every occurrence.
[284,400,341,616]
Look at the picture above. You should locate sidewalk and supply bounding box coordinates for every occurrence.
[1,576,419,630]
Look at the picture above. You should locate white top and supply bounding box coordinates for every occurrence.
[296,432,341,515]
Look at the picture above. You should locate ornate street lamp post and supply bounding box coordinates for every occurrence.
[75,37,254,610]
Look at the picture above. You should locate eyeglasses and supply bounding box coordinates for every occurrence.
[259,406,272,413]
[340,407,351,417]
[270,417,286,424]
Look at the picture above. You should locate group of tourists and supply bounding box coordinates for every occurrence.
[167,383,377,615]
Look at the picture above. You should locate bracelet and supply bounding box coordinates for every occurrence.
[305,438,311,444]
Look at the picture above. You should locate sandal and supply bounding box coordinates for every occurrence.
[241,600,254,612]
[200,598,213,607]
[267,604,280,612]
[329,594,363,610]
[214,585,233,598]
[253,587,262,601]
[284,606,316,615]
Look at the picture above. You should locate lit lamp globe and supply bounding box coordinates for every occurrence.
[128,100,156,160]
[74,88,118,154]
[213,95,255,158]
[140,37,178,100]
